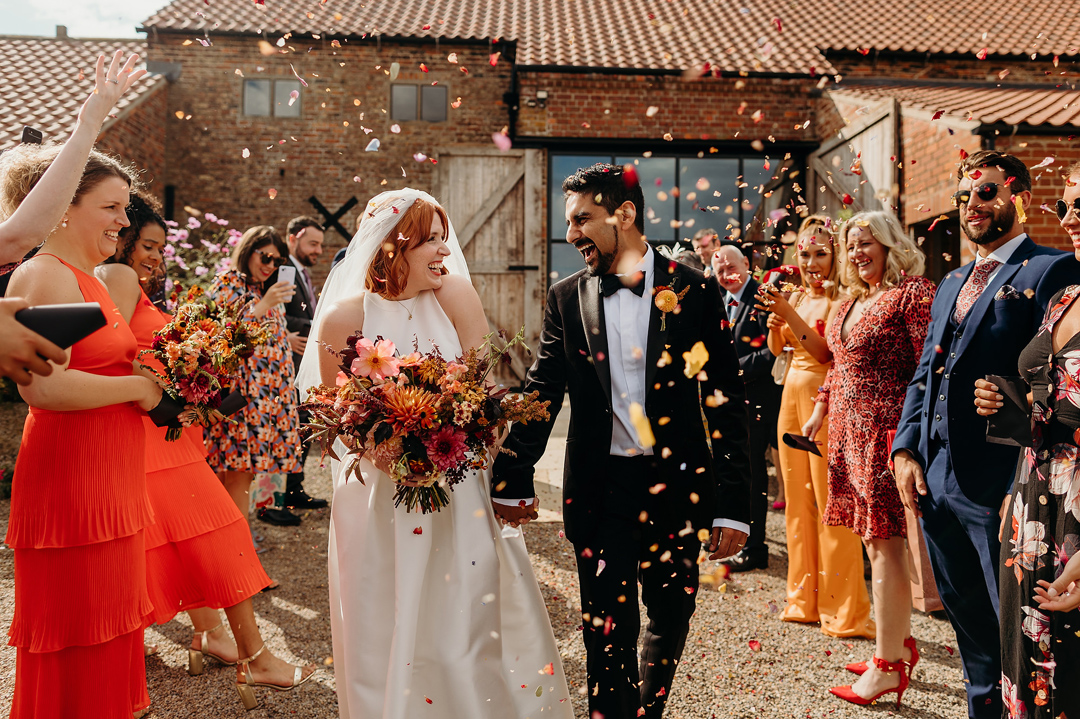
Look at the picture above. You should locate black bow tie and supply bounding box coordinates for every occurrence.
[600,272,645,297]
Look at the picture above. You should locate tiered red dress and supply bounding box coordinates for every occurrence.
[128,291,270,624]
[7,255,154,718]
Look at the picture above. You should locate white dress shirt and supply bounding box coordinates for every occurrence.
[980,233,1027,284]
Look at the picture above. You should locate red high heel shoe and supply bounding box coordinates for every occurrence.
[845,636,919,678]
[830,656,909,708]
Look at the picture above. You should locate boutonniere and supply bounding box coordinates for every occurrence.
[653,281,691,331]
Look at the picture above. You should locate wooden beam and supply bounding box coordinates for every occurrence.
[456,164,525,250]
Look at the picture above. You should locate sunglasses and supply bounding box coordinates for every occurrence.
[952,182,1003,207]
[257,251,286,267]
[1057,198,1080,221]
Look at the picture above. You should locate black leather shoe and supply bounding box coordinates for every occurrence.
[719,547,769,572]
[285,491,328,510]
[257,507,302,527]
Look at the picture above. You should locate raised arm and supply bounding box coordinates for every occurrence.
[0,51,146,265]
[312,295,366,387]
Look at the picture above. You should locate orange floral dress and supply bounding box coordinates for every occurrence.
[203,269,303,475]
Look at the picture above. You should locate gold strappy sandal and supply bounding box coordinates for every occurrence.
[187,622,236,676]
[235,644,316,710]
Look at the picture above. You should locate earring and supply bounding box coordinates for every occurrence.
[60,218,68,228]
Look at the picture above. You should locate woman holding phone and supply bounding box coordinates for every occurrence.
[0,145,161,715]
[203,226,304,520]
[98,194,315,708]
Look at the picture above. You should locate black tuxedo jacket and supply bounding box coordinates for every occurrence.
[282,258,315,368]
[725,278,781,400]
[492,250,753,545]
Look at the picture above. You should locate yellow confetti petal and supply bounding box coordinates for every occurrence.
[629,402,655,447]
[683,341,709,378]
[1013,195,1027,224]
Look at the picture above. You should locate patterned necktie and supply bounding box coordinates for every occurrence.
[301,266,317,311]
[953,258,1001,325]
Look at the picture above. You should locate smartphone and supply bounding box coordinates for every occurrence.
[20,127,43,145]
[277,264,297,286]
[15,302,107,349]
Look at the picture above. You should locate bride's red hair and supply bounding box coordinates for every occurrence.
[365,199,449,298]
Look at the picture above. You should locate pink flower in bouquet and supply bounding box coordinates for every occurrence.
[423,426,470,471]
[351,337,401,382]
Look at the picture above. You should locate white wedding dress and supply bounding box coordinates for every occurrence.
[327,289,572,719]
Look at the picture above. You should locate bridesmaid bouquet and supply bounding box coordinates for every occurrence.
[303,327,550,514]
[140,286,271,440]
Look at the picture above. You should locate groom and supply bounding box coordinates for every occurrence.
[492,163,753,718]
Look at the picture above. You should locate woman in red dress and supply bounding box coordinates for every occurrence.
[804,211,935,708]
[1,149,162,716]
[97,191,315,709]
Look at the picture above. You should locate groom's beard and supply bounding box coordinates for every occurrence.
[581,227,620,276]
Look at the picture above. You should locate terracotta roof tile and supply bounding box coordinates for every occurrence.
[0,36,163,148]
[830,82,1080,127]
[141,0,1079,74]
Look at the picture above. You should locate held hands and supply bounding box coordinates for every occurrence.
[893,449,928,518]
[708,527,748,561]
[801,402,826,442]
[255,281,296,316]
[1033,551,1080,613]
[0,298,68,385]
[135,376,164,413]
[491,498,540,528]
[754,284,795,320]
[765,312,786,334]
[81,50,147,126]
[973,379,1003,416]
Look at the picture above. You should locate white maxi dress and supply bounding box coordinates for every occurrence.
[327,290,572,719]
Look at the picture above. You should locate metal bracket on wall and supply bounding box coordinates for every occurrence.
[308,196,359,239]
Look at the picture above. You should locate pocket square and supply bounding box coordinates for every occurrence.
[995,285,1022,301]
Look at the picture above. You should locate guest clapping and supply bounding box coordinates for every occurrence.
[0,144,161,716]
[973,161,1080,714]
[803,211,935,707]
[755,216,873,638]
[204,227,304,520]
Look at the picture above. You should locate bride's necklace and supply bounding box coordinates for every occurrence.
[394,295,420,320]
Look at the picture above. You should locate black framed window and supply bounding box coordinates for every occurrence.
[548,153,775,282]
[243,79,301,117]
[390,84,448,122]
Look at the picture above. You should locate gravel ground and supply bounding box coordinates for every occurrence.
[0,454,969,718]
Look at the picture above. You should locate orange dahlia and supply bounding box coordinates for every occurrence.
[383,386,439,431]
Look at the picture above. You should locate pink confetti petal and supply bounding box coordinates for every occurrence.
[492,132,512,152]
[289,63,309,87]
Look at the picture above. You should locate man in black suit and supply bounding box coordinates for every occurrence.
[491,163,752,719]
[282,215,327,512]
[710,244,782,571]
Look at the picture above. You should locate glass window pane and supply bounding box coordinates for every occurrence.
[549,242,586,284]
[273,80,301,118]
[740,158,775,227]
[548,155,609,240]
[390,85,418,121]
[420,85,448,122]
[243,80,271,116]
[677,158,739,245]
[617,156,676,242]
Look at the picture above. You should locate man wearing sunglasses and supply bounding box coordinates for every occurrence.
[892,151,1080,719]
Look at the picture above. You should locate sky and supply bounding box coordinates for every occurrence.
[0,0,166,38]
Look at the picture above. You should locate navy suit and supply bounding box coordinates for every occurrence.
[893,236,1080,719]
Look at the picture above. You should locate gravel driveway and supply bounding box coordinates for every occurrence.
[0,455,968,718]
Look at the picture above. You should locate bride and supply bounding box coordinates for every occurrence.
[296,189,572,718]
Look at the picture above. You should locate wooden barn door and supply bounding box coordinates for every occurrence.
[432,147,545,385]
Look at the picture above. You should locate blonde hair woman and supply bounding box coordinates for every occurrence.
[755,215,874,639]
[803,210,935,708]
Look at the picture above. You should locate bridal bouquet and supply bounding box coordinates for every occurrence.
[140,285,271,440]
[303,327,550,514]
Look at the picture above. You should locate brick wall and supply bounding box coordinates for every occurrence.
[97,82,169,202]
[995,135,1080,250]
[147,34,511,285]
[898,116,983,227]
[517,73,816,142]
[830,52,1079,84]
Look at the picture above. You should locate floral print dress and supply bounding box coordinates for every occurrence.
[1001,285,1080,717]
[203,269,303,476]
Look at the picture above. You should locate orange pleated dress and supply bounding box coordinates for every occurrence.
[7,255,154,718]
[128,291,270,625]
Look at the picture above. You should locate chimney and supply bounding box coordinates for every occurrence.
[56,25,68,39]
